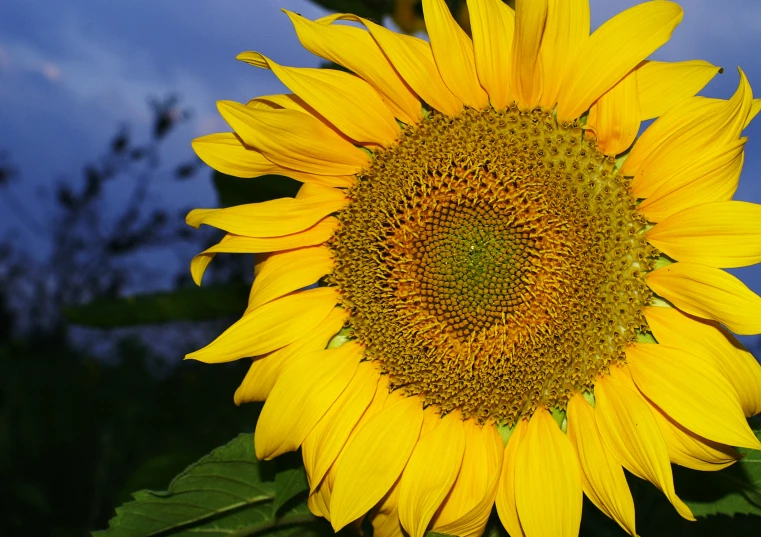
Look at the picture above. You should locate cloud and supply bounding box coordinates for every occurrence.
[0,44,10,69]
[1,0,761,295]
[40,62,60,81]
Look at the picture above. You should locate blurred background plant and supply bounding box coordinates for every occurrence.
[0,1,759,537]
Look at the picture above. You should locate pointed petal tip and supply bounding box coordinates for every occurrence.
[185,208,203,228]
[330,509,356,533]
[236,51,268,68]
[216,99,242,117]
[190,136,206,150]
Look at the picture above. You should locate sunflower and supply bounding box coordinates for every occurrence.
[186,0,761,536]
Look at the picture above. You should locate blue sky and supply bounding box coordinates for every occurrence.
[2,0,761,305]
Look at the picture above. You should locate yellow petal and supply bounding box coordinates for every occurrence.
[467,0,515,110]
[510,0,548,109]
[216,100,368,175]
[586,69,640,156]
[515,407,583,537]
[539,0,590,110]
[254,341,364,460]
[285,11,421,124]
[308,461,336,520]
[185,184,347,237]
[247,245,333,310]
[330,396,424,531]
[246,92,380,151]
[646,262,761,335]
[622,96,722,179]
[186,287,337,363]
[191,132,353,187]
[398,411,466,537]
[237,51,398,146]
[567,394,636,537]
[636,139,744,222]
[594,368,694,521]
[646,201,761,268]
[247,93,311,113]
[431,421,503,537]
[495,419,527,537]
[627,343,761,450]
[650,402,739,471]
[749,98,761,127]
[189,217,338,286]
[422,0,488,109]
[302,361,378,488]
[644,305,761,417]
[629,70,752,197]
[557,1,683,122]
[636,60,722,120]
[234,307,348,404]
[324,13,462,117]
[311,374,392,493]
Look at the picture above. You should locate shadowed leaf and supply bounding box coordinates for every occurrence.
[213,172,300,208]
[64,283,249,327]
[274,466,309,513]
[680,422,761,517]
[93,434,332,537]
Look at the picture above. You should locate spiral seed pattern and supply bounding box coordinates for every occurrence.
[415,202,536,338]
[328,106,657,424]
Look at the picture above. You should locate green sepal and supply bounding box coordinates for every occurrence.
[551,407,567,433]
[636,329,657,344]
[327,327,353,349]
[497,422,514,447]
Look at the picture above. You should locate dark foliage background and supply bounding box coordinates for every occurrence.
[0,1,759,536]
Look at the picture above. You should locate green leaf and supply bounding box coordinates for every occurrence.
[273,466,309,513]
[679,422,761,517]
[64,283,249,327]
[94,434,328,537]
[214,172,299,208]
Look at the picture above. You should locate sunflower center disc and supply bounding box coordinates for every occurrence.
[329,107,657,424]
